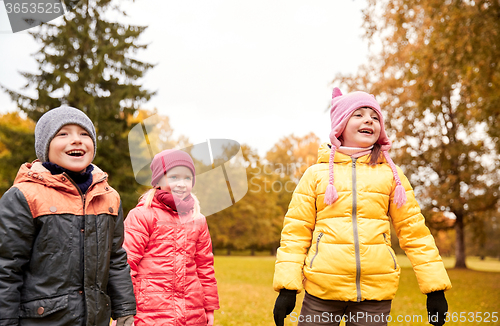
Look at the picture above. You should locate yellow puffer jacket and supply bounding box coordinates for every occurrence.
[273,143,451,301]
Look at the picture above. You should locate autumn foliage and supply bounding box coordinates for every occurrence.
[334,0,500,268]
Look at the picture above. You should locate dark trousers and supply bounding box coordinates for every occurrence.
[297,292,392,326]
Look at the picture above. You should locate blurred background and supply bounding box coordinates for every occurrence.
[1,1,499,324]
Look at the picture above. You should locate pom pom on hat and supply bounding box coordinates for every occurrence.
[332,87,343,99]
[324,87,407,208]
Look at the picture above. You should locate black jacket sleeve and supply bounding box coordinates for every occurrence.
[0,187,36,326]
[107,201,136,319]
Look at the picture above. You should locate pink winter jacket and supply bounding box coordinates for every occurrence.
[123,196,219,326]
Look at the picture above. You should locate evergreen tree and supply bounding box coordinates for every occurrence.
[1,0,154,214]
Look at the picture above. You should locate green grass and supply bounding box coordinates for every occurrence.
[214,249,273,257]
[396,254,500,272]
[213,256,500,326]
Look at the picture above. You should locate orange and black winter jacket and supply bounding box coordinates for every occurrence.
[0,161,136,326]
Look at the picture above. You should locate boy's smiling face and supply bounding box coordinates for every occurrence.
[48,124,94,172]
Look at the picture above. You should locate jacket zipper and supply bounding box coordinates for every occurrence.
[383,234,397,270]
[309,232,324,268]
[65,172,106,325]
[88,177,106,324]
[64,173,89,316]
[352,158,362,302]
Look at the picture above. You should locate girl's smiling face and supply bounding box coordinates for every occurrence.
[340,108,381,148]
[158,166,193,200]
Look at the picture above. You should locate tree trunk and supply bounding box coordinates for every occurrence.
[226,247,231,256]
[270,246,277,256]
[251,248,255,256]
[454,214,467,269]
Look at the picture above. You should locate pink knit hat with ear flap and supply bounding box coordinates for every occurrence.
[324,87,407,208]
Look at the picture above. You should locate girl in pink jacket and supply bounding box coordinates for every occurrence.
[123,149,219,326]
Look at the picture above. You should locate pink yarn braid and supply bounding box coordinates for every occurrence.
[324,146,339,205]
[382,151,407,208]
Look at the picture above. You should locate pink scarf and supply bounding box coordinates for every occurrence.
[155,190,195,215]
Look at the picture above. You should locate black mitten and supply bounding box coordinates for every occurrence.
[426,290,448,326]
[273,289,297,326]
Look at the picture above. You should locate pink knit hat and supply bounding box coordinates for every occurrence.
[324,87,407,208]
[150,149,196,187]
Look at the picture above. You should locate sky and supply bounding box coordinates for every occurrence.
[0,0,370,157]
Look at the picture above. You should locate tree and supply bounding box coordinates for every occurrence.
[0,112,36,195]
[204,134,322,255]
[1,0,154,214]
[266,132,321,182]
[334,0,500,268]
[262,133,322,253]
[207,145,284,255]
[466,208,500,259]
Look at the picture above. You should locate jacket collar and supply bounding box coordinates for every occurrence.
[316,142,386,164]
[136,190,202,223]
[13,160,108,195]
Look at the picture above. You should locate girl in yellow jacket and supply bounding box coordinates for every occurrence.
[273,88,451,326]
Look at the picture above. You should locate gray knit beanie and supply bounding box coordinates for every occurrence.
[35,106,97,163]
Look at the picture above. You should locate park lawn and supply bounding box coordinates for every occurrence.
[213,256,500,326]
